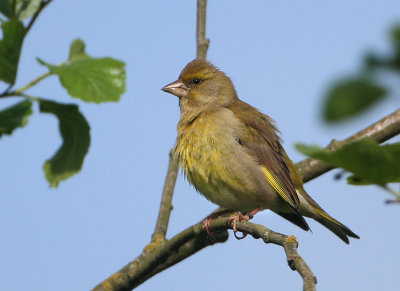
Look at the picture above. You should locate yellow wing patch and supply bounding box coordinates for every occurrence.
[261,166,296,208]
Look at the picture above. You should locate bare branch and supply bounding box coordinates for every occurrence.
[196,0,210,59]
[150,0,212,245]
[92,217,315,291]
[137,231,228,286]
[152,151,179,240]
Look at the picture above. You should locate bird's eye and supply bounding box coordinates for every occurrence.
[192,78,201,85]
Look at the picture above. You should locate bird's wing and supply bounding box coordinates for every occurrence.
[228,99,300,210]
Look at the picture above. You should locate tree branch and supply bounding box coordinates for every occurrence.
[137,230,228,287]
[151,150,179,241]
[150,0,212,246]
[297,108,400,182]
[196,0,209,59]
[92,217,315,291]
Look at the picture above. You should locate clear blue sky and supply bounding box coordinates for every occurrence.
[1,1,399,290]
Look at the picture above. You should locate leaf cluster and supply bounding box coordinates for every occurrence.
[0,0,126,187]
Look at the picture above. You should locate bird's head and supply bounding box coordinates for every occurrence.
[162,59,238,113]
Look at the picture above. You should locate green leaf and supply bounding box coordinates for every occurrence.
[0,0,13,18]
[0,0,41,19]
[0,100,32,137]
[322,78,387,122]
[0,19,24,84]
[15,0,41,19]
[39,99,91,187]
[68,38,88,61]
[296,138,400,185]
[37,39,126,103]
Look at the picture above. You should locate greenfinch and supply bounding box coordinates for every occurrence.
[162,59,359,243]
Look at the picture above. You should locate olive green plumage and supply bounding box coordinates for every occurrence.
[162,59,359,244]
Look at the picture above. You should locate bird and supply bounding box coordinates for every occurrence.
[162,59,359,243]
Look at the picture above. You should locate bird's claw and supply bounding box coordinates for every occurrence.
[202,208,260,240]
[202,217,214,236]
[228,212,252,240]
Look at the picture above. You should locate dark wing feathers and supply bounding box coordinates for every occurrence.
[228,100,301,210]
[228,100,360,241]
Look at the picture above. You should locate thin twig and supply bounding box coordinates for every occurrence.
[0,72,52,99]
[296,108,400,182]
[381,185,400,204]
[150,0,212,245]
[196,0,210,59]
[24,0,53,36]
[14,71,52,94]
[152,150,179,240]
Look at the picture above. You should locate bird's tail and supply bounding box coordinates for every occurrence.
[310,203,360,244]
[299,189,360,244]
[282,152,359,243]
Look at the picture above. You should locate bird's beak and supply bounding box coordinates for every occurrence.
[162,80,189,98]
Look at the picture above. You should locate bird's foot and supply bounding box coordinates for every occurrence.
[228,207,261,240]
[228,212,251,240]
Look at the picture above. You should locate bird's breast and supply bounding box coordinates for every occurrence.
[175,111,236,185]
[174,109,272,211]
